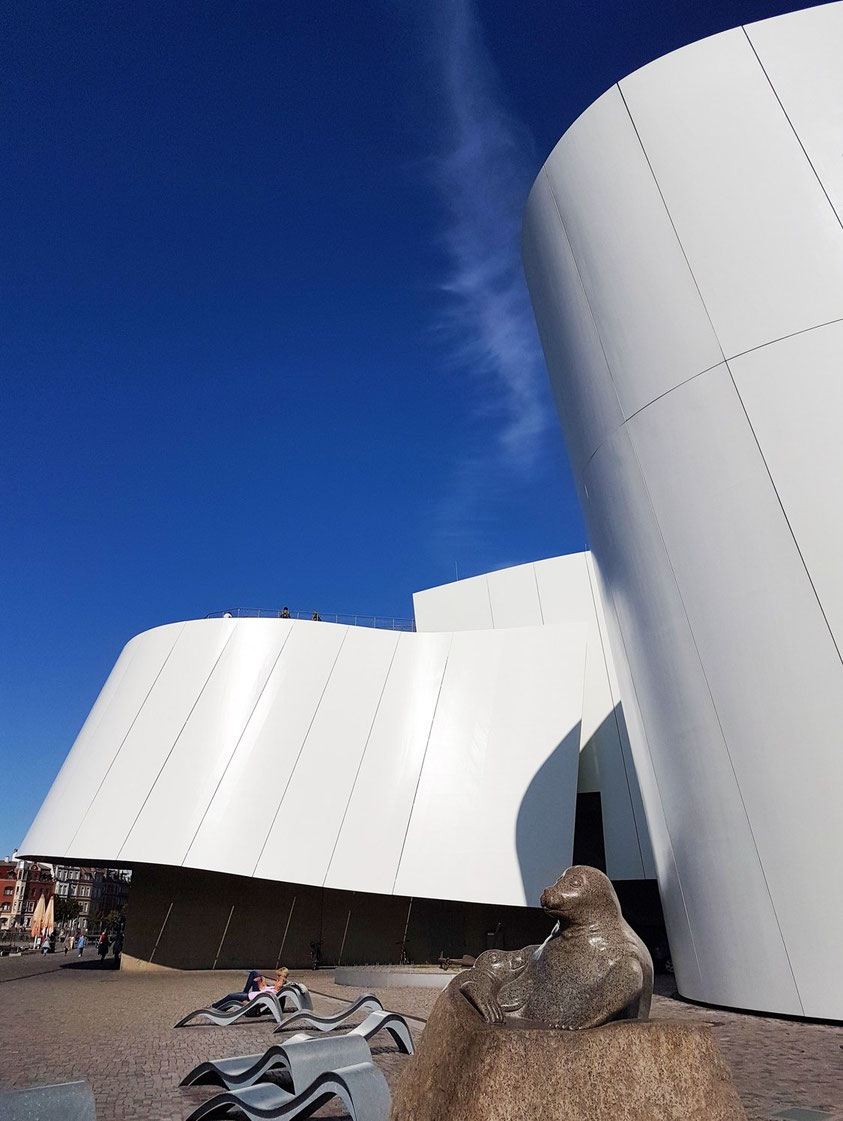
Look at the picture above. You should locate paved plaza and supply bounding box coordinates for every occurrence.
[0,952,840,1120]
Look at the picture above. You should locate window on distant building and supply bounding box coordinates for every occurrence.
[3,888,12,896]
[24,901,34,912]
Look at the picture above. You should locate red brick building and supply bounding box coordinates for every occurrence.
[0,861,17,929]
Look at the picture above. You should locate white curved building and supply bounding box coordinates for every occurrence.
[20,554,657,970]
[523,1,843,1019]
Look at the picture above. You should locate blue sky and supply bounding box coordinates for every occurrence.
[1,0,820,853]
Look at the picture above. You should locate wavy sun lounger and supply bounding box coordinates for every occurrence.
[288,1009,413,1055]
[215,984,313,1015]
[272,993,383,1034]
[183,1061,391,1121]
[176,991,290,1028]
[182,1032,371,1093]
[180,1011,414,1091]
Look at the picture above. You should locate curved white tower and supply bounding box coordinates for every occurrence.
[523,1,843,1019]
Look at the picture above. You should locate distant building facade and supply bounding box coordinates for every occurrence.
[0,861,17,929]
[54,865,131,933]
[14,861,54,930]
[5,860,130,934]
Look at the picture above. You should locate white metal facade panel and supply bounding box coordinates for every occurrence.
[324,632,452,894]
[486,564,543,628]
[731,320,843,650]
[620,25,843,358]
[582,422,801,1013]
[585,537,703,997]
[747,3,843,224]
[412,573,492,632]
[533,553,593,628]
[68,620,236,861]
[522,172,624,472]
[543,86,722,418]
[184,622,347,877]
[253,627,401,884]
[629,364,843,1018]
[21,622,183,858]
[393,626,585,907]
[118,622,291,866]
[585,553,655,879]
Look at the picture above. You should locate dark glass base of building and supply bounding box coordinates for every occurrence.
[122,863,666,971]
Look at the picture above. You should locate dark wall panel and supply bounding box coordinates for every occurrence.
[122,863,666,970]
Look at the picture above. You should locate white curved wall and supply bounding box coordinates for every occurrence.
[21,613,590,909]
[523,2,843,1019]
[413,553,655,882]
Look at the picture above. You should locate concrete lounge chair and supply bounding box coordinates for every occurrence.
[296,1009,413,1054]
[183,1061,390,1121]
[180,1011,414,1091]
[215,984,313,1014]
[272,992,383,1034]
[181,1032,372,1092]
[176,991,289,1028]
[284,981,312,1005]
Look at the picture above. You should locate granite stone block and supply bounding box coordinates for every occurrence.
[390,984,747,1121]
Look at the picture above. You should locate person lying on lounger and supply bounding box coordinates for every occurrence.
[211,968,289,1008]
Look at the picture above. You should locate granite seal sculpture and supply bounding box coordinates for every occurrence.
[391,866,747,1120]
[458,865,653,1029]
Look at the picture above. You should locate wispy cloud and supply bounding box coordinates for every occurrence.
[428,0,550,472]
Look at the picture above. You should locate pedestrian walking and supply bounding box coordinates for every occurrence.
[77,933,85,957]
[63,933,70,955]
[97,930,109,962]
[112,930,123,966]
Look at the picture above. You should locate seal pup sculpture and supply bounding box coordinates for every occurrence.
[458,865,653,1030]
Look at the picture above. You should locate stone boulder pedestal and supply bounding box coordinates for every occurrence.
[390,984,746,1121]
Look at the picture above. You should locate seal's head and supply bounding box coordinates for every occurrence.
[540,865,621,926]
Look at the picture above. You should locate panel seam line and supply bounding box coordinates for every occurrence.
[182,624,296,865]
[723,357,843,672]
[67,622,187,854]
[582,309,843,475]
[624,421,803,1011]
[322,633,402,886]
[116,625,238,860]
[250,628,350,877]
[742,25,843,231]
[391,636,453,894]
[542,166,627,422]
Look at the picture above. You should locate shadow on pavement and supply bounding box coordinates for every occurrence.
[61,956,120,970]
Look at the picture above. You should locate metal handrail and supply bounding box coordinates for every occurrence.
[204,608,416,632]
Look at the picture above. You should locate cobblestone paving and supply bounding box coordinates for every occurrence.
[0,953,840,1120]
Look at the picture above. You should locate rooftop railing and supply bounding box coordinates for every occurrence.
[204,608,416,632]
